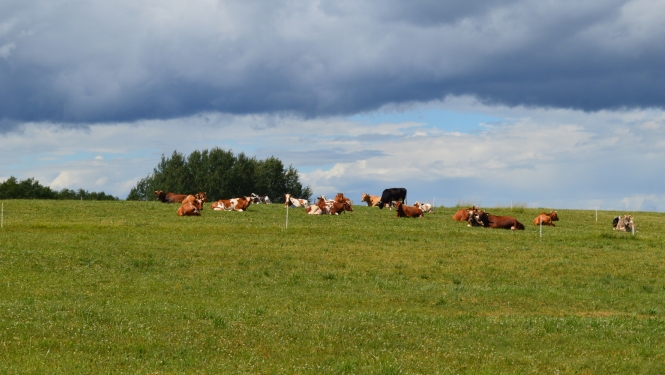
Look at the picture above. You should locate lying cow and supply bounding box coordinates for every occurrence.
[177,202,201,216]
[534,211,559,226]
[361,193,381,207]
[182,194,205,210]
[210,197,252,212]
[306,204,324,215]
[284,194,308,207]
[334,192,352,205]
[377,188,407,210]
[155,190,187,203]
[613,215,635,232]
[330,200,353,215]
[414,201,433,213]
[452,206,479,222]
[395,201,423,218]
[471,210,525,230]
[250,193,271,204]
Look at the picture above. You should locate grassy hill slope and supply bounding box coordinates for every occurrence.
[1,200,664,373]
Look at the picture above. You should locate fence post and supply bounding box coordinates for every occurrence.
[1,202,3,229]
[540,217,542,239]
[286,202,289,230]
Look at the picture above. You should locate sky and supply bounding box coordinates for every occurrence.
[1,0,665,211]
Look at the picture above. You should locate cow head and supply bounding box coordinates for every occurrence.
[469,210,488,227]
[154,190,167,202]
[550,211,559,221]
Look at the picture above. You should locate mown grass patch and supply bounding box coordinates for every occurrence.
[1,200,664,373]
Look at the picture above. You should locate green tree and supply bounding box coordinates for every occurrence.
[126,148,311,202]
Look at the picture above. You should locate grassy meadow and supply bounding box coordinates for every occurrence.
[1,199,664,374]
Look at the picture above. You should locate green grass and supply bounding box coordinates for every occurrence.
[1,200,664,374]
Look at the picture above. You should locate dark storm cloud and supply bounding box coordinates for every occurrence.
[1,0,663,131]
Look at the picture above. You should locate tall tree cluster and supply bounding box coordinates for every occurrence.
[126,148,312,202]
[0,176,119,200]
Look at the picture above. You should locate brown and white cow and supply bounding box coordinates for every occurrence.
[210,197,251,212]
[533,211,559,226]
[329,200,353,215]
[361,193,381,207]
[284,194,308,207]
[306,204,324,215]
[452,206,478,222]
[414,201,434,213]
[613,215,635,232]
[395,202,423,218]
[181,194,204,210]
[177,202,201,216]
[155,190,187,203]
[471,210,525,230]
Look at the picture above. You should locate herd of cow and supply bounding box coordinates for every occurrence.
[154,187,636,232]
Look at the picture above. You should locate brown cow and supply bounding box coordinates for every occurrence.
[181,194,204,209]
[155,190,187,203]
[472,210,524,230]
[177,202,201,216]
[534,211,559,226]
[329,200,353,215]
[452,206,478,221]
[361,193,381,207]
[395,202,423,218]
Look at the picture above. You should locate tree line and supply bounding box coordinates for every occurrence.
[126,148,312,202]
[0,176,119,200]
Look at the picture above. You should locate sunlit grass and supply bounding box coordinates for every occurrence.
[1,200,664,373]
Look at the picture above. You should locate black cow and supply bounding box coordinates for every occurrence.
[377,188,407,209]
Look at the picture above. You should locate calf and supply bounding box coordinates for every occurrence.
[472,211,524,230]
[533,211,559,226]
[395,202,423,218]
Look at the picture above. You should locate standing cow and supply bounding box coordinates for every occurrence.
[377,188,407,210]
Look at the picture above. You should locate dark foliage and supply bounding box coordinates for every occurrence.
[126,148,312,202]
[0,176,119,200]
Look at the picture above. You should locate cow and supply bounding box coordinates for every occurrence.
[414,201,433,213]
[377,188,407,210]
[317,197,332,214]
[250,193,271,204]
[177,202,201,216]
[395,201,423,218]
[154,190,187,203]
[181,194,205,210]
[333,192,352,205]
[210,197,251,212]
[306,204,324,215]
[613,215,635,232]
[361,193,381,207]
[284,194,308,207]
[471,210,525,230]
[452,206,479,222]
[534,211,559,226]
[329,200,353,215]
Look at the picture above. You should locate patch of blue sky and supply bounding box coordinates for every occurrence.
[350,108,502,133]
